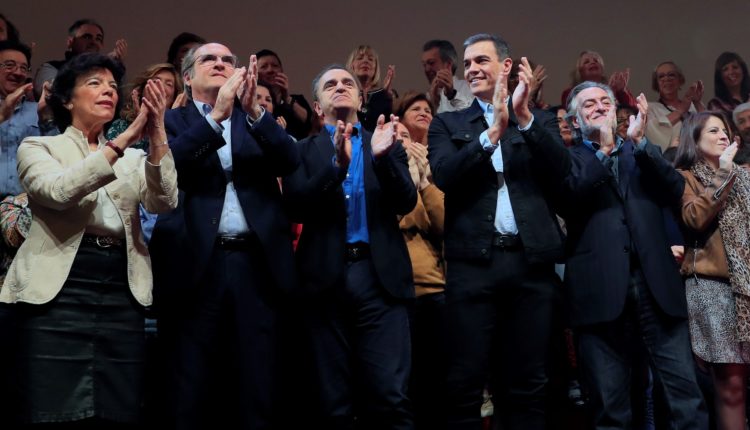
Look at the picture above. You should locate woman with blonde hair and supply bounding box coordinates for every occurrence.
[106,62,181,150]
[345,44,396,131]
[560,50,635,107]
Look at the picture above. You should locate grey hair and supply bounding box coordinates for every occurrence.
[422,39,458,75]
[463,33,511,61]
[733,101,750,124]
[311,64,362,102]
[180,44,205,100]
[565,81,617,139]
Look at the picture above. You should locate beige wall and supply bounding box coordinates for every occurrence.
[6,0,749,108]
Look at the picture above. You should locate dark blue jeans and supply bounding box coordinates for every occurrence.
[577,267,707,430]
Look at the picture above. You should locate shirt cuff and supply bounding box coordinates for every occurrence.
[479,130,499,153]
[517,114,535,131]
[635,137,649,151]
[205,115,224,135]
[245,107,267,127]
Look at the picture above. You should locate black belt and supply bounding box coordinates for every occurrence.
[346,242,371,262]
[216,233,255,247]
[491,233,522,250]
[81,234,124,249]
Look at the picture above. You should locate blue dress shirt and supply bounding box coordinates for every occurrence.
[325,123,369,244]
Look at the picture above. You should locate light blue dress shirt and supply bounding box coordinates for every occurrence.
[193,100,253,235]
[476,99,534,235]
[0,99,57,196]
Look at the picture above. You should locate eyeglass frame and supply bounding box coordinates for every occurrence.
[0,60,31,75]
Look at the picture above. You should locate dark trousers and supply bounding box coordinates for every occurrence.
[168,236,279,430]
[577,266,707,430]
[441,248,560,430]
[303,258,413,430]
[409,291,446,430]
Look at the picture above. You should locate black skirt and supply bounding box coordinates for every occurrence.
[15,241,145,424]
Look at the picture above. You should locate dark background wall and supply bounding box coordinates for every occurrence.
[5,0,749,106]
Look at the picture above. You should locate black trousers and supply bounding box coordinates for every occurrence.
[303,258,413,430]
[167,235,279,430]
[576,266,707,430]
[441,248,561,430]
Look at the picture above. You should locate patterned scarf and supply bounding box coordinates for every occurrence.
[692,160,750,342]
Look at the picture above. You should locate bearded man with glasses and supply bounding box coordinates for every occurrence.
[155,42,300,429]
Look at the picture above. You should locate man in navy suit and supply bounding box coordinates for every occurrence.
[427,33,570,430]
[282,64,416,429]
[161,42,299,429]
[560,81,705,429]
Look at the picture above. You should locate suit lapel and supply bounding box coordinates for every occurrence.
[183,102,227,180]
[230,106,246,161]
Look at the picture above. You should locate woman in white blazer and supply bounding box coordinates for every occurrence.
[1,53,177,427]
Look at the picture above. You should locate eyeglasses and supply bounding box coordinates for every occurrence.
[0,60,30,75]
[616,117,630,125]
[196,54,239,68]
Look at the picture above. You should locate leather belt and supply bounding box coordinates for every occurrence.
[346,242,371,262]
[81,234,124,249]
[216,234,254,247]
[491,233,522,250]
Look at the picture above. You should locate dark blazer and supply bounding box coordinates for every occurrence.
[163,103,300,293]
[282,127,417,299]
[427,99,569,264]
[560,140,687,327]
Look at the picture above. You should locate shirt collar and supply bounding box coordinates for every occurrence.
[477,97,510,116]
[583,136,624,153]
[324,122,363,140]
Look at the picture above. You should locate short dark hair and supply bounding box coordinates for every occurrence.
[673,111,732,170]
[311,64,360,102]
[48,53,124,130]
[395,91,435,118]
[463,33,511,61]
[0,13,20,43]
[255,49,282,68]
[714,52,750,105]
[166,32,205,66]
[0,40,31,64]
[256,79,276,110]
[422,39,458,75]
[68,19,104,38]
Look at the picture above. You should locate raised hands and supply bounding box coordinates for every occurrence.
[626,93,648,144]
[107,39,128,62]
[719,142,738,171]
[0,82,32,123]
[210,67,247,122]
[239,55,263,119]
[511,57,534,127]
[403,139,431,190]
[608,68,630,93]
[486,70,509,145]
[371,114,399,159]
[684,80,704,104]
[430,64,455,102]
[383,65,396,98]
[333,120,353,169]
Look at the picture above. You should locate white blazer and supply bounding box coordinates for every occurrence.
[1,126,178,306]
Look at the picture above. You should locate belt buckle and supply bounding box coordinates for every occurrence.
[349,246,360,260]
[95,236,112,248]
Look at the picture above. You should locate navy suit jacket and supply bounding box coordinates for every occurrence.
[560,140,687,327]
[427,99,569,266]
[282,126,417,299]
[162,103,300,294]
